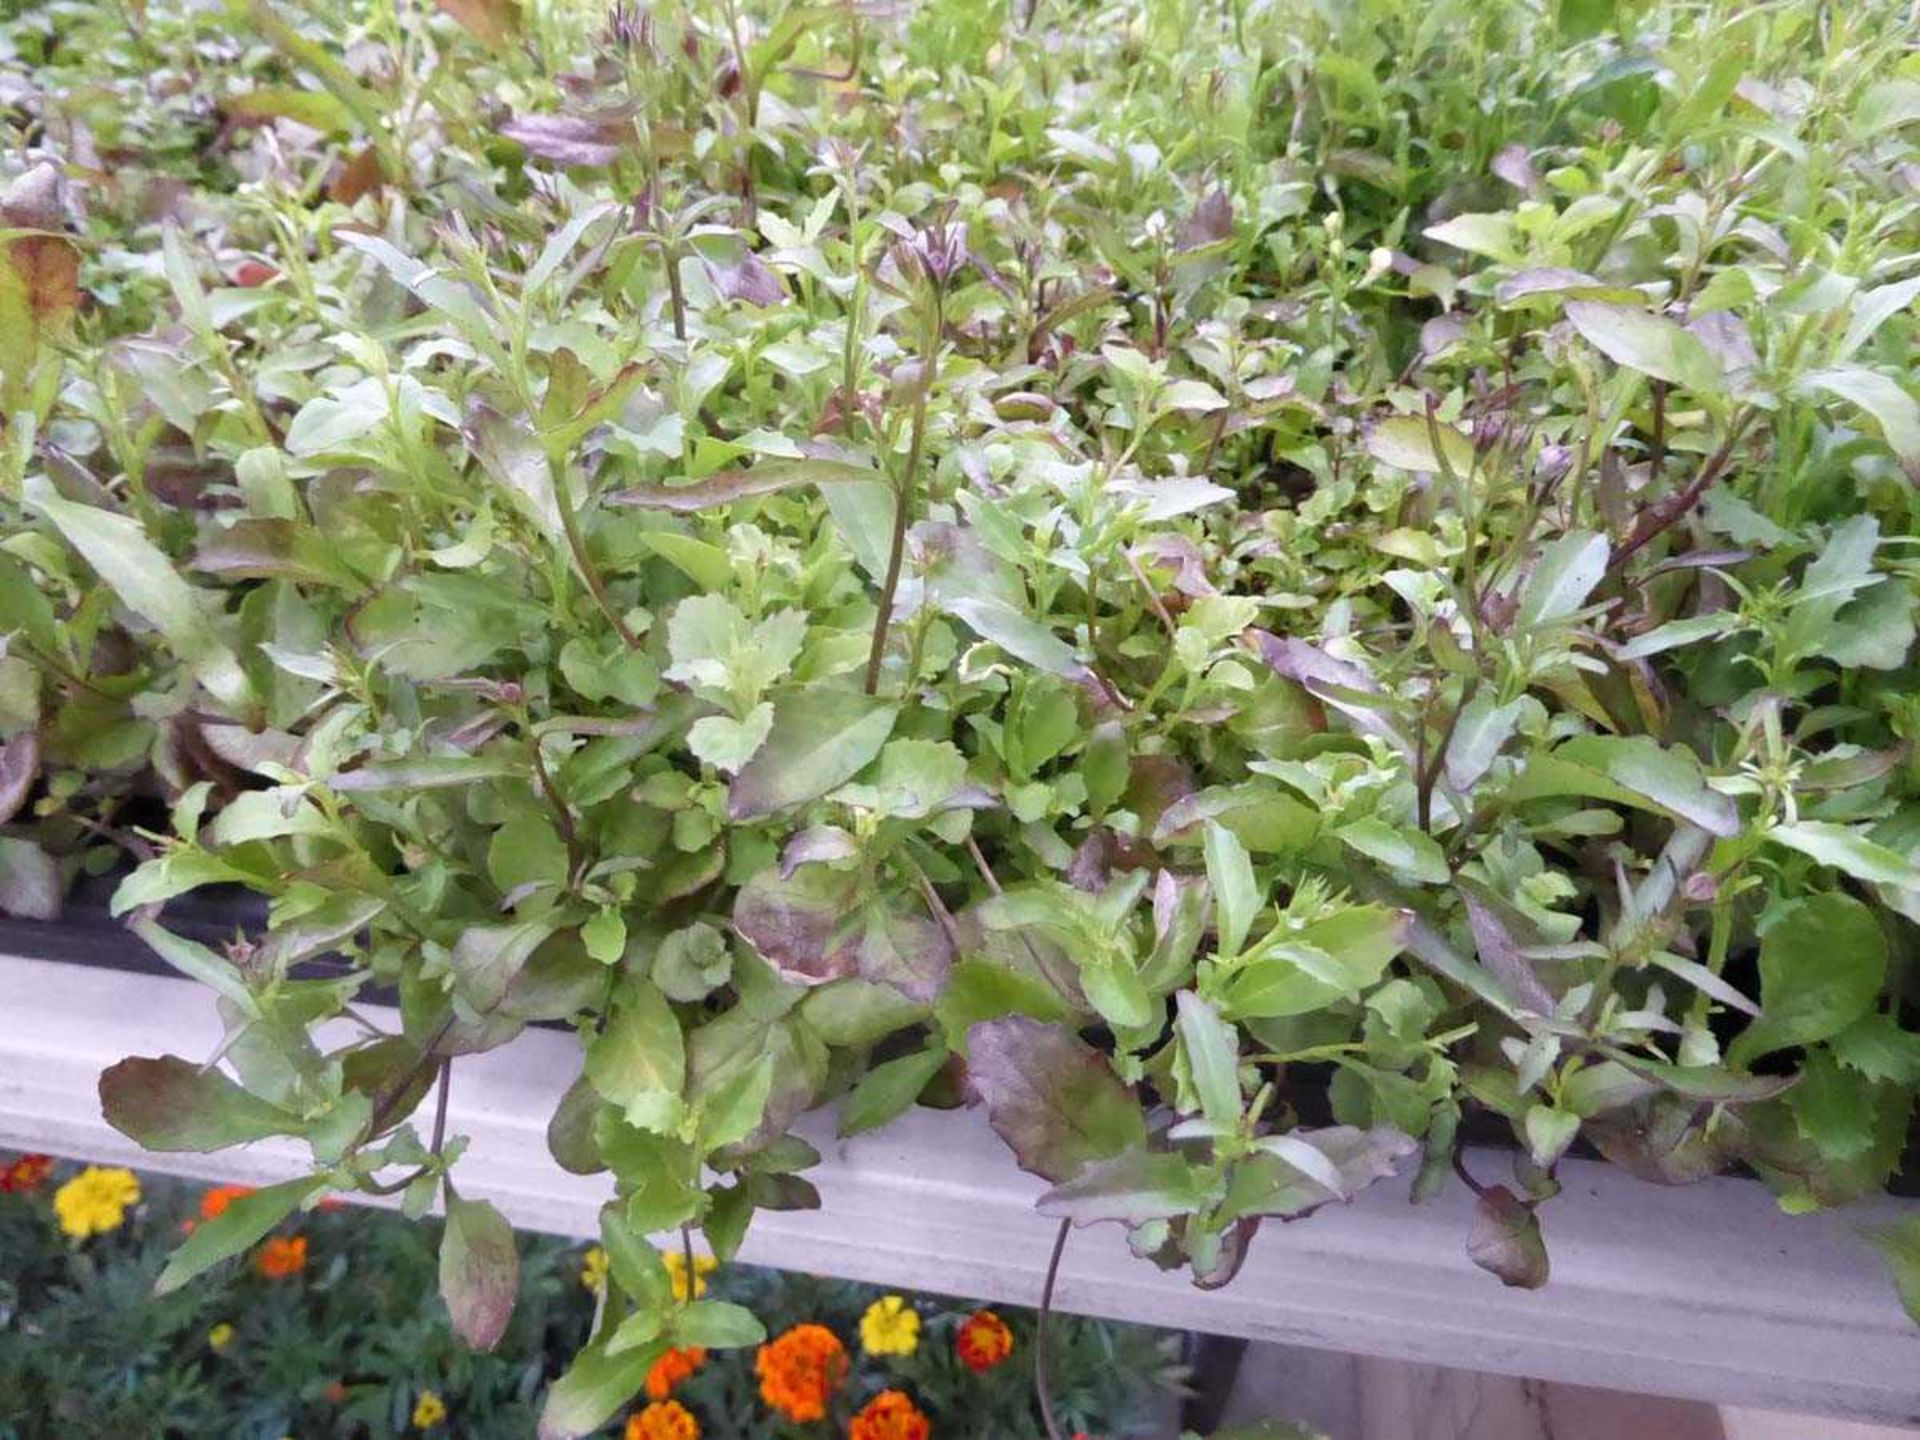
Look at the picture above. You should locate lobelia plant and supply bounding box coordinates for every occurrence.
[5,0,1920,1433]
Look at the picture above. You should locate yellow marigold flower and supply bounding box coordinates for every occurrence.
[207,1322,236,1353]
[626,1399,700,1440]
[53,1166,140,1239]
[860,1295,921,1357]
[412,1389,448,1429]
[581,1244,610,1296]
[663,1248,716,1302]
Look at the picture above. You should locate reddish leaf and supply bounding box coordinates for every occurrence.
[0,164,81,358]
[965,1016,1146,1184]
[100,1056,297,1151]
[434,0,522,49]
[1466,1185,1550,1289]
[440,1188,520,1350]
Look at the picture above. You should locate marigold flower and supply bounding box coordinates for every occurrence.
[645,1344,708,1400]
[0,1153,52,1193]
[860,1295,921,1357]
[581,1244,610,1296]
[755,1322,848,1422]
[255,1234,307,1279]
[53,1166,140,1238]
[200,1183,256,1221]
[955,1310,1013,1372]
[412,1389,448,1429]
[207,1322,235,1353]
[663,1247,717,1302]
[626,1399,699,1440]
[850,1389,931,1440]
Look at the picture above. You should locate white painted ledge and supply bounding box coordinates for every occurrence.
[3,950,1918,1423]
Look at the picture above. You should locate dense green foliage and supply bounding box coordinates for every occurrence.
[0,1154,1177,1438]
[5,0,1920,1428]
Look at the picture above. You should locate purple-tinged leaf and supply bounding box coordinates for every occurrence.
[0,730,38,825]
[703,246,786,307]
[100,1055,297,1151]
[1466,1185,1549,1289]
[732,864,861,986]
[502,112,633,167]
[965,1016,1146,1184]
[441,1188,520,1350]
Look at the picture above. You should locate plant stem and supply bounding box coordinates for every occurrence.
[864,293,939,694]
[549,454,642,649]
[1035,1217,1071,1440]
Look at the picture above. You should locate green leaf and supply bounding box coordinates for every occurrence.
[226,86,352,133]
[156,1177,319,1295]
[727,689,896,820]
[1729,893,1887,1066]
[440,1189,519,1350]
[0,836,59,919]
[1335,818,1450,885]
[586,978,686,1134]
[1869,1216,1920,1327]
[449,920,556,1014]
[29,491,252,712]
[99,1055,297,1151]
[611,458,881,511]
[599,1207,671,1311]
[1770,820,1920,889]
[1174,991,1241,1128]
[538,1336,666,1440]
[1516,530,1609,628]
[671,1299,766,1348]
[698,1052,774,1151]
[1366,415,1475,474]
[1564,300,1725,393]
[838,1045,948,1137]
[1508,735,1737,836]
[128,918,258,1016]
[1799,367,1920,468]
[653,922,733,1003]
[945,595,1081,676]
[1036,1149,1211,1224]
[966,1016,1147,1183]
[1423,212,1522,265]
[1856,80,1920,136]
[1203,821,1259,959]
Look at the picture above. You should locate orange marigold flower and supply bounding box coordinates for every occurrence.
[625,1399,699,1440]
[755,1323,848,1422]
[850,1389,931,1440]
[645,1345,708,1401]
[201,1183,256,1221]
[955,1311,1013,1372]
[0,1153,52,1193]
[255,1234,308,1279]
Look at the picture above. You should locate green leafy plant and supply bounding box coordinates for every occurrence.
[5,0,1920,1432]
